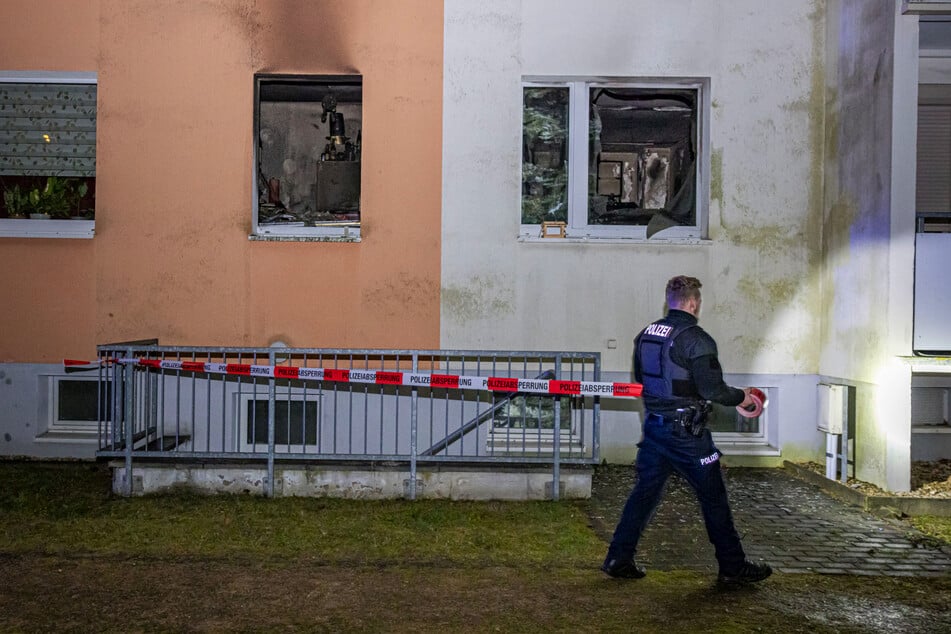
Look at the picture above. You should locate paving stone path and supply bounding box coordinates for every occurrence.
[591,466,951,577]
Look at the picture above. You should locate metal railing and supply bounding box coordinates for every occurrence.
[95,342,602,499]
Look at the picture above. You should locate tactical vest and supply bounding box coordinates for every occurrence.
[635,319,698,401]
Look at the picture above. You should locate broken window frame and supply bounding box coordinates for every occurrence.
[252,74,363,241]
[520,77,710,241]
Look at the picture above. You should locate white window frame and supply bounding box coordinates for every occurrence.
[0,71,97,240]
[251,74,362,242]
[236,391,324,453]
[709,386,772,445]
[45,375,111,437]
[486,395,585,456]
[520,76,710,242]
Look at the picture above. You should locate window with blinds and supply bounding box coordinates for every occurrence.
[0,72,96,226]
[0,82,96,177]
[917,84,951,213]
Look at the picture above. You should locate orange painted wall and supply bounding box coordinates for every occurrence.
[0,0,443,361]
[0,1,100,362]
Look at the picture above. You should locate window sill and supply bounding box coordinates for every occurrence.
[912,425,951,434]
[715,441,781,456]
[517,235,711,246]
[0,218,94,239]
[249,233,361,243]
[35,430,100,444]
[250,224,361,243]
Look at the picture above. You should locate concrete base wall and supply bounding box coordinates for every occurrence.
[111,463,593,501]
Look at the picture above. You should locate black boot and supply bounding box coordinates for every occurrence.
[601,557,646,579]
[717,560,772,584]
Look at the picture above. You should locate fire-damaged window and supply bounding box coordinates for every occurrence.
[521,78,708,240]
[253,74,362,239]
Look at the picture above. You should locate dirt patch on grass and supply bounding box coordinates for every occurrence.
[2,552,950,633]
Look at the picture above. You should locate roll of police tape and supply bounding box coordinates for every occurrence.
[109,358,643,398]
[736,387,768,418]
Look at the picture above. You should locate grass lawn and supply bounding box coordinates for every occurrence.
[910,515,951,544]
[1,461,950,633]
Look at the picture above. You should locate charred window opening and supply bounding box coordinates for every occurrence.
[254,74,362,237]
[521,79,705,240]
[589,88,696,228]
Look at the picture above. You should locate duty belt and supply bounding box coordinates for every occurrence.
[648,401,711,437]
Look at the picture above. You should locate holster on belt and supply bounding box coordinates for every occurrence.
[674,400,712,436]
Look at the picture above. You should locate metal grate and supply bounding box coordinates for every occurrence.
[95,343,603,498]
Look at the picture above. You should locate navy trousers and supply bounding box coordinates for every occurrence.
[605,413,746,573]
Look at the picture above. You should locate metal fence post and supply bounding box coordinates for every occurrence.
[593,354,601,463]
[123,346,135,496]
[267,350,276,497]
[552,353,561,501]
[409,352,419,500]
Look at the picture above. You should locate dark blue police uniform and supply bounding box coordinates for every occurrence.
[603,308,749,577]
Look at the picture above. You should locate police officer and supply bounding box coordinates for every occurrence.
[601,275,772,584]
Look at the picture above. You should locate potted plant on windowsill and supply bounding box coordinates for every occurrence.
[27,176,70,219]
[2,184,29,219]
[3,177,91,221]
[68,181,90,220]
[27,194,50,219]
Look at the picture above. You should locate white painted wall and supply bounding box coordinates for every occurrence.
[887,5,921,490]
[816,0,919,491]
[0,363,98,459]
[442,0,830,464]
[443,0,823,374]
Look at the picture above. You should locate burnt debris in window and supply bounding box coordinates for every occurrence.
[255,75,362,228]
[588,87,697,229]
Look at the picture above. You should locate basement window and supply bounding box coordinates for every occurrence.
[521,78,708,241]
[488,395,585,457]
[45,376,112,437]
[238,392,323,453]
[707,395,768,443]
[252,74,362,241]
[0,71,97,239]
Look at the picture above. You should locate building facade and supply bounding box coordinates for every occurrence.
[1,0,947,492]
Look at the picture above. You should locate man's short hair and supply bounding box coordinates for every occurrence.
[666,275,702,308]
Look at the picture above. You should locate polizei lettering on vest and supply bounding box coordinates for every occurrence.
[644,323,674,338]
[700,451,721,466]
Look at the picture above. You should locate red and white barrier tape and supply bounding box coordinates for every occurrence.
[68,357,643,398]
